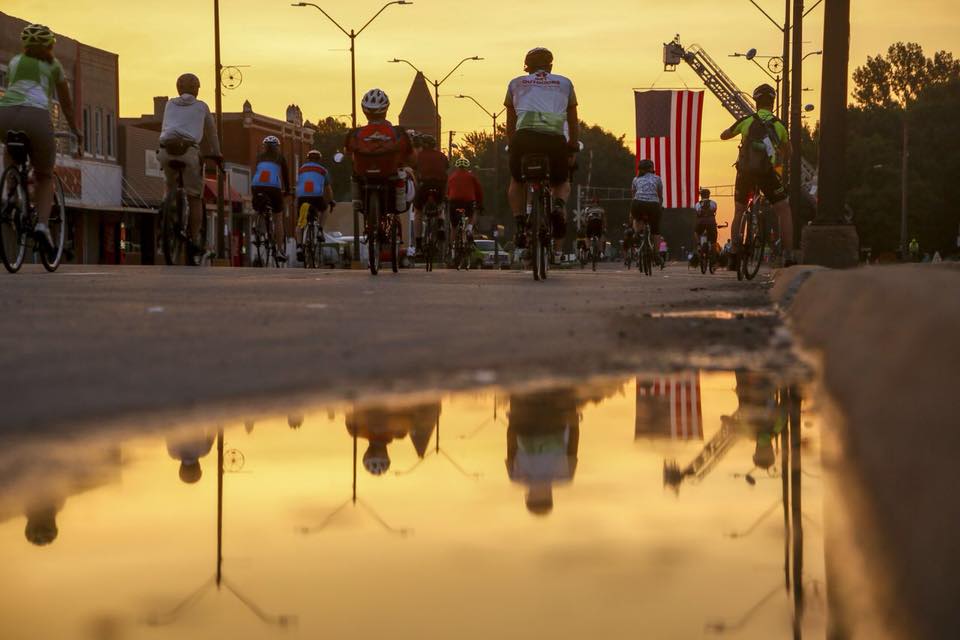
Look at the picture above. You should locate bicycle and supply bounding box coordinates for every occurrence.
[576,238,589,268]
[697,222,729,275]
[421,187,445,272]
[250,193,283,268]
[450,204,474,271]
[300,202,325,269]
[159,150,215,266]
[358,179,401,276]
[737,194,767,281]
[0,131,74,273]
[518,153,556,282]
[635,221,655,276]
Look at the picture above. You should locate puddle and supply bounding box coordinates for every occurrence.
[0,371,851,639]
[648,309,779,320]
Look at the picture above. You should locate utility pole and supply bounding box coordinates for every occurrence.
[214,0,226,262]
[789,0,804,252]
[900,116,909,258]
[448,130,455,158]
[781,0,791,127]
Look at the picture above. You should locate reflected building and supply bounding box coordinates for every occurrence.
[506,388,580,515]
[346,402,441,475]
[635,373,704,441]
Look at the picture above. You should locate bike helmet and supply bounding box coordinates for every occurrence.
[421,135,437,149]
[176,73,201,96]
[699,187,711,199]
[263,135,280,147]
[361,88,390,114]
[363,447,391,475]
[21,24,56,48]
[524,47,554,72]
[307,150,323,161]
[752,84,777,101]
[638,159,655,174]
[455,157,470,168]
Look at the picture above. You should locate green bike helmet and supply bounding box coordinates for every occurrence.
[22,24,56,48]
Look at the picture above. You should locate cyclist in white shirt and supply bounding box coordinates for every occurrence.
[505,47,579,248]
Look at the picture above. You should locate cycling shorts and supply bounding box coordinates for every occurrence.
[509,129,570,185]
[414,179,447,210]
[695,221,718,244]
[297,196,327,219]
[735,168,787,205]
[630,200,662,235]
[586,217,603,238]
[253,186,284,215]
[0,105,56,176]
[448,200,475,227]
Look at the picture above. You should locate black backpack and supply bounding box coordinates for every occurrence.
[737,114,781,175]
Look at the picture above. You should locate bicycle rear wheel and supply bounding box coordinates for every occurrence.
[40,175,68,272]
[744,208,765,281]
[162,190,187,266]
[591,238,598,272]
[367,197,381,276]
[304,224,316,269]
[390,216,400,273]
[424,219,433,272]
[0,166,27,273]
[700,248,707,274]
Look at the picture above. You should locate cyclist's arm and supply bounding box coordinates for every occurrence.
[566,104,579,149]
[202,110,222,158]
[720,116,749,141]
[505,105,517,138]
[55,78,80,135]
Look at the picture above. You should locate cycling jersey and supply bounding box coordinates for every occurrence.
[731,109,788,172]
[447,169,483,205]
[0,54,63,110]
[296,161,329,198]
[504,71,577,137]
[416,148,449,182]
[695,199,717,222]
[632,173,663,203]
[252,151,289,191]
[345,120,412,179]
[159,94,221,156]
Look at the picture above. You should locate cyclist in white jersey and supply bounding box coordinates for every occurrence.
[505,47,579,248]
[0,24,81,249]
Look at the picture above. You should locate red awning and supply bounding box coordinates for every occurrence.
[204,178,244,203]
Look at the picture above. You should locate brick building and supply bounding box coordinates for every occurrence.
[0,11,159,264]
[398,72,438,139]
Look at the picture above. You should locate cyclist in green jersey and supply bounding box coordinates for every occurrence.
[720,84,794,265]
[0,24,81,249]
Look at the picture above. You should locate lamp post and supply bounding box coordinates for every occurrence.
[213,1,225,262]
[730,49,783,111]
[456,94,504,221]
[292,1,412,265]
[388,56,482,142]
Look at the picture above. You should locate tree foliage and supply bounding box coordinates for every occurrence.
[310,117,352,200]
[853,42,960,109]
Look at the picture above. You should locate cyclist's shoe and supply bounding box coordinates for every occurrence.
[318,227,325,243]
[35,223,55,253]
[550,199,567,239]
[514,215,528,249]
[296,245,305,263]
[276,252,288,263]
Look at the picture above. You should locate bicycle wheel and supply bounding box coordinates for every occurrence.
[744,208,765,281]
[303,224,316,269]
[390,216,399,273]
[251,214,266,267]
[40,175,68,272]
[700,248,707,274]
[367,197,380,276]
[424,219,433,272]
[162,190,187,266]
[709,250,717,274]
[591,239,598,272]
[0,166,27,273]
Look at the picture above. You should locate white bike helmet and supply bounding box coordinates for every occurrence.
[263,135,280,147]
[363,450,391,475]
[455,157,470,169]
[361,88,390,114]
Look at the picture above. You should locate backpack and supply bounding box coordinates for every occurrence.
[737,114,781,175]
[349,123,405,178]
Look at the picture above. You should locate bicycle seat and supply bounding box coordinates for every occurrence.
[166,159,187,170]
[4,130,30,164]
[520,153,550,181]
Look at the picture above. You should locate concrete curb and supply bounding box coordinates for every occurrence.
[772,264,960,639]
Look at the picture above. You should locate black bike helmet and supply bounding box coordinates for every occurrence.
[752,84,777,101]
[638,159,655,174]
[524,47,554,72]
[699,187,711,199]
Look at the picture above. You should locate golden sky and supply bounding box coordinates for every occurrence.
[7,0,960,196]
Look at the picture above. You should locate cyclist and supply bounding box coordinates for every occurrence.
[505,47,579,249]
[251,135,291,261]
[630,158,664,253]
[446,157,483,241]
[158,73,222,258]
[720,84,794,265]
[693,187,719,256]
[0,24,82,250]
[344,88,413,218]
[583,198,605,257]
[166,428,215,484]
[412,134,449,252]
[658,238,668,266]
[295,149,335,261]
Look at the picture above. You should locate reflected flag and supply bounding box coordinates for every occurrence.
[634,90,704,209]
[635,372,704,440]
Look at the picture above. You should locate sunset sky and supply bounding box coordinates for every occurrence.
[6,0,960,197]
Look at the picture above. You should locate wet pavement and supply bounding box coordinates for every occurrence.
[0,370,844,640]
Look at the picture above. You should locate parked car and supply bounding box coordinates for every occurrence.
[472,238,511,269]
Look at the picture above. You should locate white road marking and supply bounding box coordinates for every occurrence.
[305,303,328,310]
[147,306,165,313]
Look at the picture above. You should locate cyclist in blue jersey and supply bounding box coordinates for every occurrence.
[251,135,291,260]
[295,150,335,260]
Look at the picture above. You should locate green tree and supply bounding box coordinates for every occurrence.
[311,117,352,201]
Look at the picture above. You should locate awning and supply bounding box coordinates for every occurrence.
[204,178,244,204]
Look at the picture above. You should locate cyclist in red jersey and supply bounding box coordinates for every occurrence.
[446,157,484,238]
[412,135,448,252]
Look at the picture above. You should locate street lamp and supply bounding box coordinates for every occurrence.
[292,1,412,265]
[455,94,504,221]
[388,56,482,142]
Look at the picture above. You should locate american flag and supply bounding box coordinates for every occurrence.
[635,372,704,440]
[634,90,705,209]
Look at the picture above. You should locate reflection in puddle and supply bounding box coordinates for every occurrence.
[0,372,834,639]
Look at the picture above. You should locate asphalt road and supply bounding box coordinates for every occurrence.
[0,262,782,434]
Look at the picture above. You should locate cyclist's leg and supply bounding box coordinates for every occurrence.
[18,107,57,225]
[507,134,526,234]
[547,135,570,239]
[732,171,751,249]
[760,171,792,258]
[179,148,205,246]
